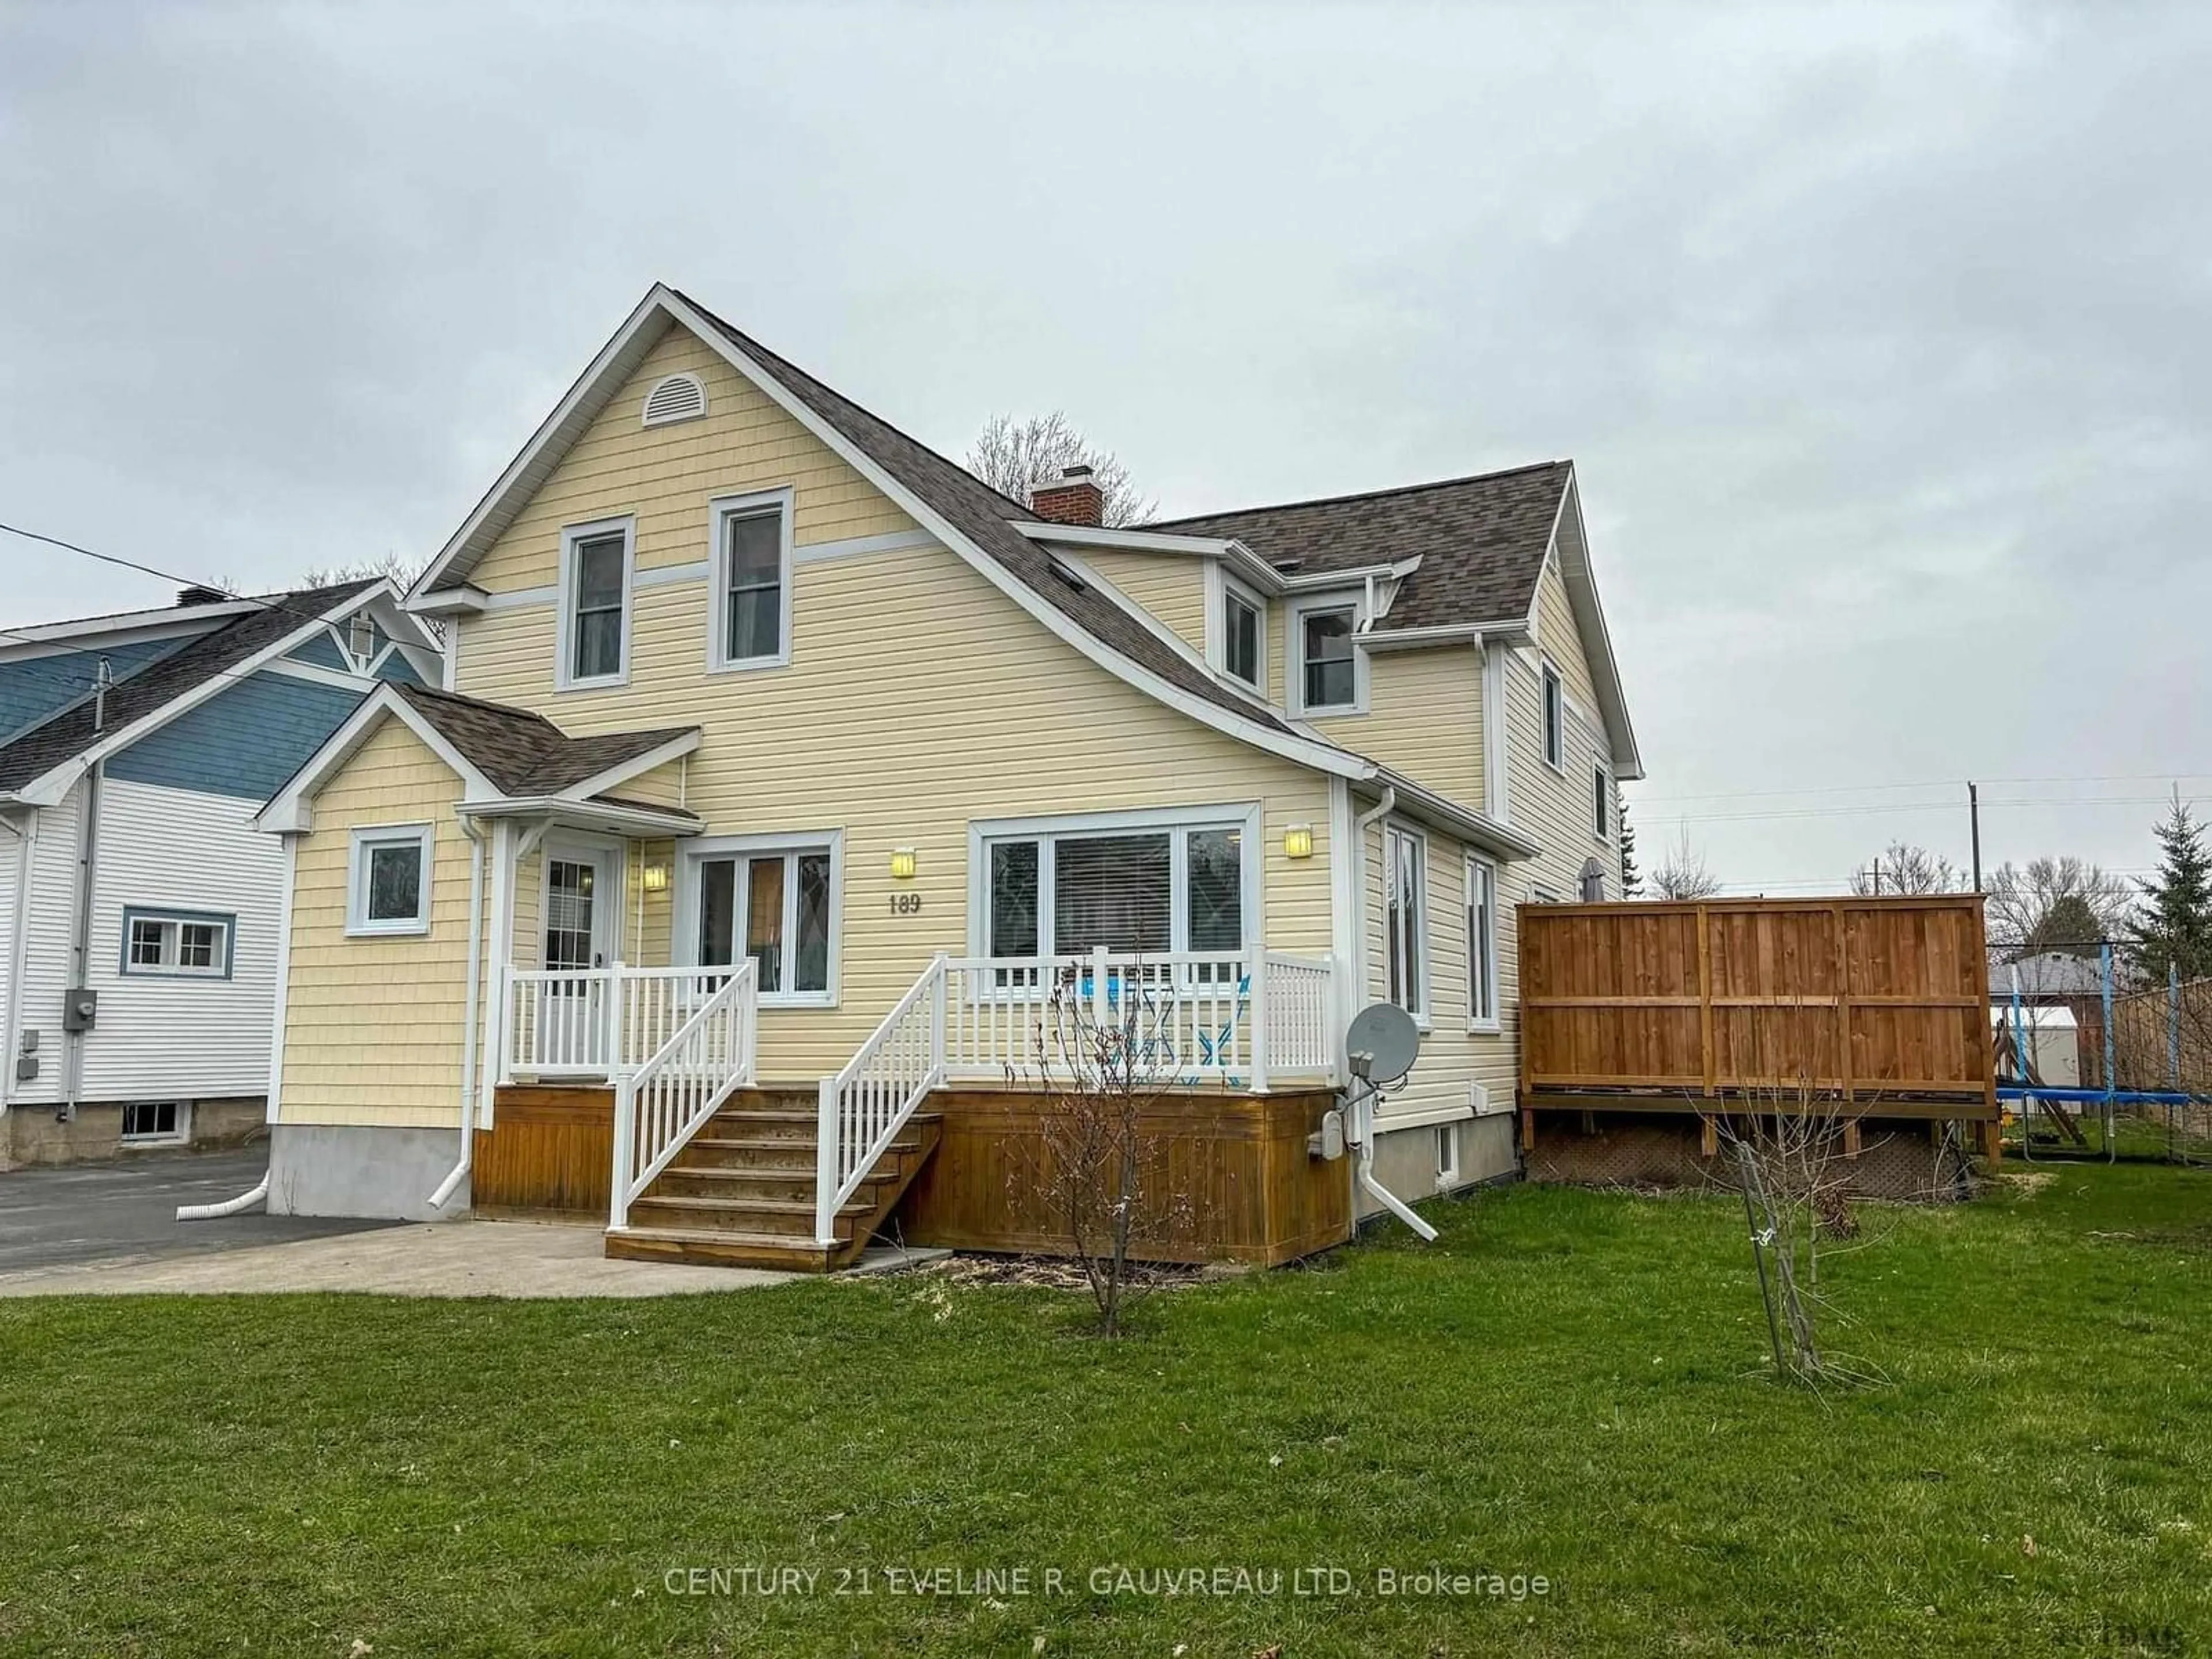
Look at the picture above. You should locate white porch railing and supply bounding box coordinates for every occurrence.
[813,948,1338,1245]
[503,965,734,1079]
[610,961,759,1230]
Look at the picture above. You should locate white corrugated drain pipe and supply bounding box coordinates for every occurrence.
[1345,787,1438,1243]
[427,813,487,1211]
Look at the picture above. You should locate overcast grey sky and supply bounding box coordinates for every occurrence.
[2,1,2206,896]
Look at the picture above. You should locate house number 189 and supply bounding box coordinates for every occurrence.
[889,892,923,915]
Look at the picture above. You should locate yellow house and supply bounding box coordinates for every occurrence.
[252,285,1641,1269]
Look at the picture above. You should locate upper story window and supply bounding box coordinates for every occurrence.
[558,518,634,689]
[1592,764,1611,840]
[1541,660,1566,770]
[1384,823,1427,1020]
[347,824,433,937]
[1292,598,1364,715]
[709,488,794,672]
[1222,581,1263,691]
[121,907,234,978]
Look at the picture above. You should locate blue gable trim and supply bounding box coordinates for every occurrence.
[105,670,367,801]
[286,630,349,671]
[0,638,184,744]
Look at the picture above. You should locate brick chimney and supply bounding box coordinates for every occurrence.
[1029,463,1103,527]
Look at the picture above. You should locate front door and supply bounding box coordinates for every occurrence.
[543,840,620,1068]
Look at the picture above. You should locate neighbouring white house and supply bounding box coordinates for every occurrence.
[0,578,442,1164]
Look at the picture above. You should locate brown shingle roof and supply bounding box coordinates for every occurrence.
[1150,461,1573,632]
[673,291,1301,737]
[0,581,379,793]
[393,682,695,798]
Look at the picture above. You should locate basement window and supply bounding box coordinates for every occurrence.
[121,1101,184,1143]
[120,908,234,978]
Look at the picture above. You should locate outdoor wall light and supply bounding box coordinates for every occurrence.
[890,847,918,880]
[641,862,672,893]
[1284,824,1315,860]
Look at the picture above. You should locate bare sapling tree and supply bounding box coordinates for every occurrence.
[1649,822,1723,900]
[302,550,427,589]
[1015,959,1193,1335]
[966,412,1157,527]
[1985,855,2134,958]
[1849,841,1965,896]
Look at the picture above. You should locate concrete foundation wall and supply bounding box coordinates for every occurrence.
[1355,1113,1517,1219]
[1,1096,264,1168]
[268,1122,469,1221]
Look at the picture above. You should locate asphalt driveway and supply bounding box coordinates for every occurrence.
[0,1149,391,1274]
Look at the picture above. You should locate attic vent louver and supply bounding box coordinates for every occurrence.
[642,372,707,427]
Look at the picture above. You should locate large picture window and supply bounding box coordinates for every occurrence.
[694,836,838,1003]
[978,814,1251,968]
[709,488,794,671]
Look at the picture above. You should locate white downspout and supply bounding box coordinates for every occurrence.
[1344,785,1435,1241]
[62,762,101,1122]
[428,814,487,1211]
[1,808,32,1118]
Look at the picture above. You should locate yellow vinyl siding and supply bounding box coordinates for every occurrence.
[1075,550,1209,656]
[278,719,476,1128]
[467,327,915,597]
[459,532,1335,1080]
[1506,557,1620,904]
[1310,645,1483,808]
[608,757,686,809]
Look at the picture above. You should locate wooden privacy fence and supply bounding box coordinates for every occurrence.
[1520,896,1996,1101]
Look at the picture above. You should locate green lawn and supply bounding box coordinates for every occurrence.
[3,1163,2209,1658]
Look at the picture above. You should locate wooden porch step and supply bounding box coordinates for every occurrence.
[627,1192,872,1238]
[604,1225,836,1273]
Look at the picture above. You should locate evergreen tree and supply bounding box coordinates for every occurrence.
[2131,793,2212,984]
[1619,797,1640,897]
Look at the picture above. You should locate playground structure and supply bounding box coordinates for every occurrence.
[1998,945,2212,1165]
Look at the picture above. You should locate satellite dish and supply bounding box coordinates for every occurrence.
[1344,1002,1421,1087]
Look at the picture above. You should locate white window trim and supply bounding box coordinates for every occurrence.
[555,516,635,691]
[706,485,796,673]
[1382,819,1430,1027]
[965,802,1264,961]
[1288,592,1370,717]
[1592,762,1611,843]
[1465,854,1500,1033]
[1540,657,1566,772]
[120,1100,189,1145]
[347,823,434,937]
[675,828,843,1007]
[1205,563,1269,698]
[120,907,236,980]
[1435,1122,1461,1190]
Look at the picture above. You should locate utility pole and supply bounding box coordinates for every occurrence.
[1969,781,1983,893]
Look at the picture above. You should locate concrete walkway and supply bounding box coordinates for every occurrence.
[0,1217,939,1299]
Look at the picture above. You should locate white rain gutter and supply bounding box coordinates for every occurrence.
[1344,786,1438,1244]
[427,813,487,1210]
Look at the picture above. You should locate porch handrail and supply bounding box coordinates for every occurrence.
[815,954,948,1247]
[503,964,733,1081]
[610,960,759,1231]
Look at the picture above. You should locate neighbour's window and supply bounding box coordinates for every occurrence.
[121,1101,183,1142]
[348,825,433,936]
[1300,605,1358,711]
[1466,858,1497,1028]
[698,843,836,999]
[982,821,1246,965]
[1222,584,1263,688]
[1541,662,1565,768]
[120,908,234,978]
[1385,824,1426,1017]
[1592,764,1610,839]
[711,491,792,669]
[562,521,632,686]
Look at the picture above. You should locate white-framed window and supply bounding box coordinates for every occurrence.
[1291,597,1365,714]
[1592,763,1611,840]
[1541,660,1565,770]
[970,806,1255,969]
[1465,857,1498,1031]
[687,832,842,1005]
[121,1100,185,1143]
[1435,1122,1460,1189]
[120,908,234,978]
[1384,822,1427,1020]
[348,824,434,936]
[1220,577,1264,692]
[1530,884,1560,906]
[556,517,634,689]
[707,487,794,672]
